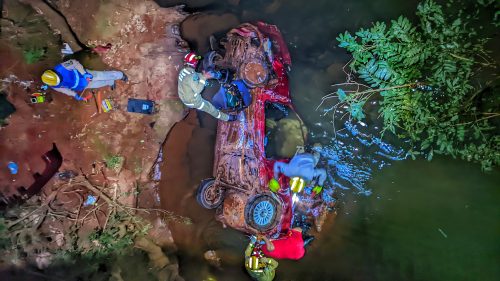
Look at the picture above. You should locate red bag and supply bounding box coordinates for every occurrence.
[261,229,305,260]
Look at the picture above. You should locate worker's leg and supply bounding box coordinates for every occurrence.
[198,99,230,121]
[87,80,113,88]
[87,70,124,81]
[86,70,124,88]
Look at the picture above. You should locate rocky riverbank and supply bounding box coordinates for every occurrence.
[0,0,193,279]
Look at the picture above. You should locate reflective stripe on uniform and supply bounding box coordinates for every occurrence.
[71,70,80,89]
[196,101,205,110]
[178,69,192,81]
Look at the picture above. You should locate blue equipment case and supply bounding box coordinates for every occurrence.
[127,98,155,115]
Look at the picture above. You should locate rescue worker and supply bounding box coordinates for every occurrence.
[178,52,238,121]
[41,59,127,100]
[269,150,327,195]
[245,235,278,281]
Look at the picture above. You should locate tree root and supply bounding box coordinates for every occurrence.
[134,237,185,281]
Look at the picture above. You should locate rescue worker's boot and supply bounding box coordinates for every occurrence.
[303,235,315,248]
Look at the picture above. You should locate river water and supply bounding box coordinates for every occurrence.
[157,1,500,280]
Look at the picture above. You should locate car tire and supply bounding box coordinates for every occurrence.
[245,194,280,232]
[196,178,224,209]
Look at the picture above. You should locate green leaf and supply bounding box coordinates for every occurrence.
[337,88,347,101]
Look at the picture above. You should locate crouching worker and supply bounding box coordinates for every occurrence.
[41,59,127,101]
[178,52,238,121]
[245,235,278,281]
[269,149,327,196]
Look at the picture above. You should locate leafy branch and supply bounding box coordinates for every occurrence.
[329,0,499,170]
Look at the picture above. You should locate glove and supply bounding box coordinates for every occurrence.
[268,178,280,193]
[312,185,323,195]
[227,114,238,122]
[74,95,84,101]
[211,70,222,80]
[83,73,93,81]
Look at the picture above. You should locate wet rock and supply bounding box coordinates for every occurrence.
[180,13,240,53]
[34,251,52,270]
[203,250,222,268]
[274,118,308,158]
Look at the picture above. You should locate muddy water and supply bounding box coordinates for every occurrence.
[158,1,500,280]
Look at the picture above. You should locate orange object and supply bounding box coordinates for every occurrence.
[97,91,102,113]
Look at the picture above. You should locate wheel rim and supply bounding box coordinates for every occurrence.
[204,183,221,205]
[253,200,274,227]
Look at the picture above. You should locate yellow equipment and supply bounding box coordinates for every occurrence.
[290,177,305,193]
[41,70,60,86]
[101,99,113,112]
[30,92,46,104]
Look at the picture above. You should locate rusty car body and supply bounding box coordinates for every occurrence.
[196,22,303,237]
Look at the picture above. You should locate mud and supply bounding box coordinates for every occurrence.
[158,111,249,280]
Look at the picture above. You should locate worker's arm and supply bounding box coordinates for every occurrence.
[52,87,77,97]
[61,59,86,75]
[261,257,278,270]
[244,241,255,259]
[273,162,286,180]
[314,168,327,186]
[198,99,231,121]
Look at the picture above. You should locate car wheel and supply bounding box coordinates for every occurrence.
[245,194,280,232]
[196,178,224,209]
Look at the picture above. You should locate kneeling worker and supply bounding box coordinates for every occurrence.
[270,150,327,195]
[41,59,127,101]
[178,52,238,121]
[245,235,278,281]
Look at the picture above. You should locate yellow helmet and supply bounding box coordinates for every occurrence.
[290,177,305,193]
[41,70,60,86]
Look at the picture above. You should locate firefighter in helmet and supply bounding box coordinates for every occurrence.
[178,52,238,121]
[244,235,278,281]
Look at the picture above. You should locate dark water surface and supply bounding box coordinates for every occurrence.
[157,1,500,280]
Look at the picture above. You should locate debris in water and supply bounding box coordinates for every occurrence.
[438,228,448,238]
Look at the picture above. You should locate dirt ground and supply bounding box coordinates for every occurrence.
[0,0,193,277]
[0,0,187,204]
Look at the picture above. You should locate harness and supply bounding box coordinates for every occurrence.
[53,64,88,91]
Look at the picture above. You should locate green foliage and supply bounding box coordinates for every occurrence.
[23,47,46,64]
[77,213,150,259]
[105,154,124,170]
[336,0,499,170]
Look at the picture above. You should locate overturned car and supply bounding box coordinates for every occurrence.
[196,22,308,237]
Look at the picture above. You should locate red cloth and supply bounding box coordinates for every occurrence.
[261,229,305,260]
